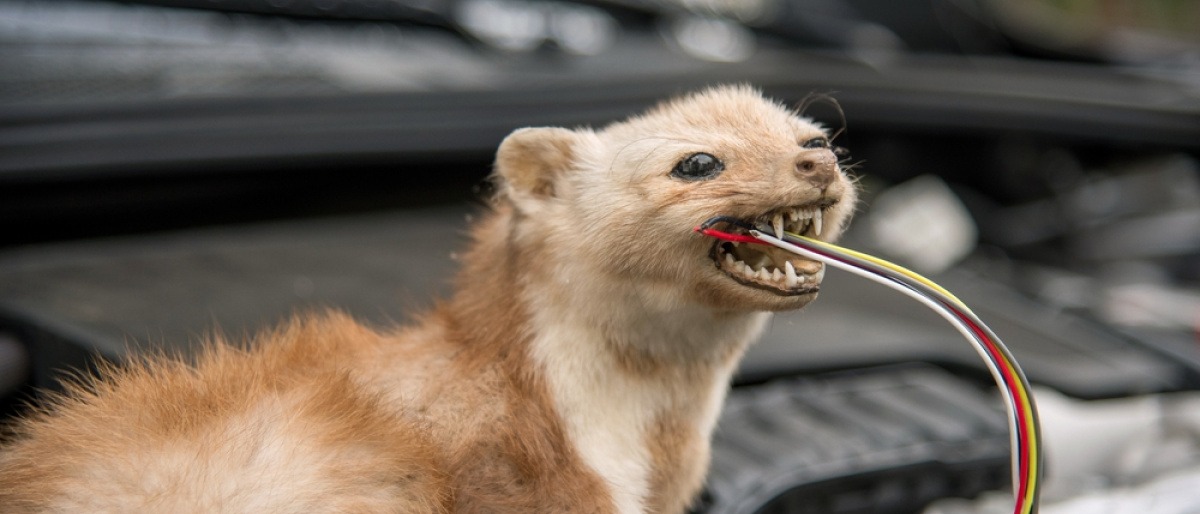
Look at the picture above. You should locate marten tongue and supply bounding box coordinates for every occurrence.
[728,243,821,274]
[765,246,822,274]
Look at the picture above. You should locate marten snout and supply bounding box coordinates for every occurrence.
[794,149,839,190]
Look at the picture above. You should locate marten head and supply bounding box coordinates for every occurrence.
[493,85,857,314]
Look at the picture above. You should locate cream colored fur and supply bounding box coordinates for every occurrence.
[0,85,857,513]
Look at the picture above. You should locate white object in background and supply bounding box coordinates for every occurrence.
[1103,281,1200,331]
[666,15,756,62]
[867,175,978,274]
[1038,467,1200,514]
[925,389,1200,514]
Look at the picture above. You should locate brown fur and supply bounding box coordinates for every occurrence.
[0,314,452,513]
[0,85,857,513]
[644,412,708,514]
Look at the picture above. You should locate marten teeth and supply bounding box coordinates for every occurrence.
[766,206,826,237]
[721,249,817,289]
[720,205,830,288]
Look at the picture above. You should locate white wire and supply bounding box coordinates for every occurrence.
[751,230,1023,494]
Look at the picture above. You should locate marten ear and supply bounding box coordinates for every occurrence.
[495,127,580,201]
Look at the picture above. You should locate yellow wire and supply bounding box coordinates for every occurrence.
[1019,386,1039,513]
[787,232,969,310]
[786,230,1040,513]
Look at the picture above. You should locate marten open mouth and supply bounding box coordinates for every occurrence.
[708,205,829,295]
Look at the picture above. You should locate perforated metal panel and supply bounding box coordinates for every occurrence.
[699,365,1010,514]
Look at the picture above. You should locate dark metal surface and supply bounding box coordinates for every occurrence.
[702,365,1010,514]
[0,206,1186,398]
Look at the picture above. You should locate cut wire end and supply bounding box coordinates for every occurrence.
[694,227,768,245]
[694,216,771,245]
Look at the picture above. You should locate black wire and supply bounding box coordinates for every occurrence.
[698,215,756,231]
[774,230,1042,511]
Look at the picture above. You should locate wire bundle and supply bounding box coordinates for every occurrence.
[697,219,1042,514]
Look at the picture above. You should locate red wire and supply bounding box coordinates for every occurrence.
[697,226,1036,512]
[778,238,1035,512]
[694,227,770,245]
[960,312,1031,514]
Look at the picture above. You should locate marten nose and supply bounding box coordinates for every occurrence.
[795,150,837,190]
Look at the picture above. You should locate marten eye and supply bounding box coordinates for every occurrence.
[801,137,830,149]
[671,153,724,181]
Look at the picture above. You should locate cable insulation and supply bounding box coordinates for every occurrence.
[696,222,1042,514]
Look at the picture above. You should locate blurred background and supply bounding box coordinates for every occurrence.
[0,1,1198,513]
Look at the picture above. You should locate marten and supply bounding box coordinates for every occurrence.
[0,85,858,514]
